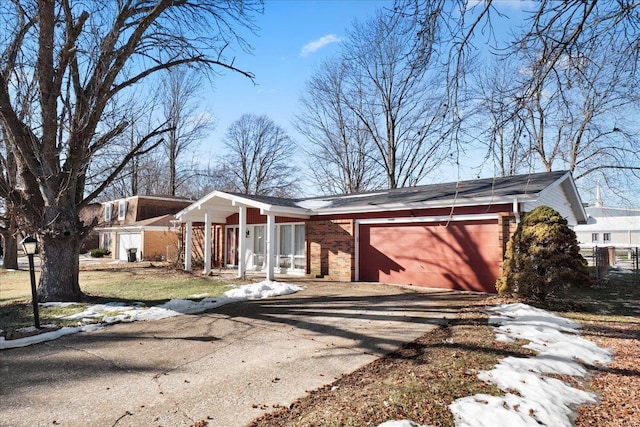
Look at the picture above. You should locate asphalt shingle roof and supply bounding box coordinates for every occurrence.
[234,170,569,210]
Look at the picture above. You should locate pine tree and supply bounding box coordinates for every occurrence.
[496,205,591,301]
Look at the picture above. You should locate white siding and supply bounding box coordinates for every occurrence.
[575,216,640,246]
[523,184,578,225]
[117,233,142,261]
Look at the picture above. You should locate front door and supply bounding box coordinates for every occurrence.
[226,227,239,266]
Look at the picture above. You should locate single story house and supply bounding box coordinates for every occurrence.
[93,195,193,261]
[175,171,587,293]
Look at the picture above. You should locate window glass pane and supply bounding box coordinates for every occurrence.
[253,226,265,267]
[294,256,305,269]
[603,233,611,242]
[254,226,265,254]
[294,224,305,256]
[591,233,599,243]
[279,225,292,255]
[227,228,238,265]
[118,201,127,220]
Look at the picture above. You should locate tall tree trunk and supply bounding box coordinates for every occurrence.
[1,208,19,270]
[35,203,84,302]
[37,232,83,301]
[1,231,18,270]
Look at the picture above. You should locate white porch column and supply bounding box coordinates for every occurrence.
[204,210,212,274]
[237,205,247,278]
[265,212,276,281]
[184,221,193,271]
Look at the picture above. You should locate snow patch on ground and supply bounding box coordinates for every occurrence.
[449,303,612,427]
[0,280,303,350]
[376,303,612,427]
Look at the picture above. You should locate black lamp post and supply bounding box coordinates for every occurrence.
[21,236,40,329]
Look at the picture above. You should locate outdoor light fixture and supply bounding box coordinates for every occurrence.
[21,235,40,329]
[21,236,37,256]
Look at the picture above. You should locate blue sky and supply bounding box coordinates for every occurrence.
[199,1,530,161]
[199,1,617,199]
[199,0,394,162]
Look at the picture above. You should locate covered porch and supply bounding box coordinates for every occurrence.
[174,191,310,280]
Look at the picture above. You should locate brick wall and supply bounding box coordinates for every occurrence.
[497,213,518,277]
[144,230,180,261]
[307,219,355,281]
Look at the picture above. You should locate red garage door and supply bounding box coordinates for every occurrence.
[358,219,501,293]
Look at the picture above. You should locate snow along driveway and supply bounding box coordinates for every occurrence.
[0,280,475,427]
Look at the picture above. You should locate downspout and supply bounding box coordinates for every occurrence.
[513,198,521,224]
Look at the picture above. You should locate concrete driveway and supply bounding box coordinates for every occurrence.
[0,281,483,427]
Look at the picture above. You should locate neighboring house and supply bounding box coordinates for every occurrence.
[175,171,587,293]
[93,195,193,262]
[574,206,640,247]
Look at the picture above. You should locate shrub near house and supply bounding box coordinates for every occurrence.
[497,205,592,301]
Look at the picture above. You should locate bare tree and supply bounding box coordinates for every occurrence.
[295,58,383,195]
[0,56,39,269]
[161,67,214,196]
[339,10,450,189]
[397,0,640,201]
[222,114,299,196]
[0,141,19,269]
[519,31,640,193]
[0,0,261,301]
[473,59,533,177]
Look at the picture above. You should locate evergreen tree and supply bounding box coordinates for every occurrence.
[497,205,591,301]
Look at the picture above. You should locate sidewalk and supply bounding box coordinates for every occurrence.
[0,281,483,427]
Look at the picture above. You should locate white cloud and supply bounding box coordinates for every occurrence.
[299,34,342,57]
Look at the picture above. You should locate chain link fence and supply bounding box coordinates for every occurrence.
[580,244,640,282]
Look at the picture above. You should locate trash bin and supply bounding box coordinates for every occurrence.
[127,248,137,262]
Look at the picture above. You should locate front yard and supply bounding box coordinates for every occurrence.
[249,271,640,427]
[0,265,241,339]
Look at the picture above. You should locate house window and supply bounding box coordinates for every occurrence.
[118,201,127,220]
[104,203,112,221]
[253,226,265,268]
[603,233,611,243]
[278,225,292,268]
[276,223,305,270]
[591,233,599,243]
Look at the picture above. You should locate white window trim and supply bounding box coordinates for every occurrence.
[226,221,305,273]
[118,200,127,220]
[275,222,305,272]
[104,203,113,221]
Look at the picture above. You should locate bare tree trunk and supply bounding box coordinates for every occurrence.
[37,230,82,302]
[1,231,18,270]
[1,203,19,269]
[30,197,85,300]
[168,128,177,196]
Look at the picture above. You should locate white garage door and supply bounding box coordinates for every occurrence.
[117,233,142,261]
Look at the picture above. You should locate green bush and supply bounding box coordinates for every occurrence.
[89,248,111,258]
[496,205,591,301]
